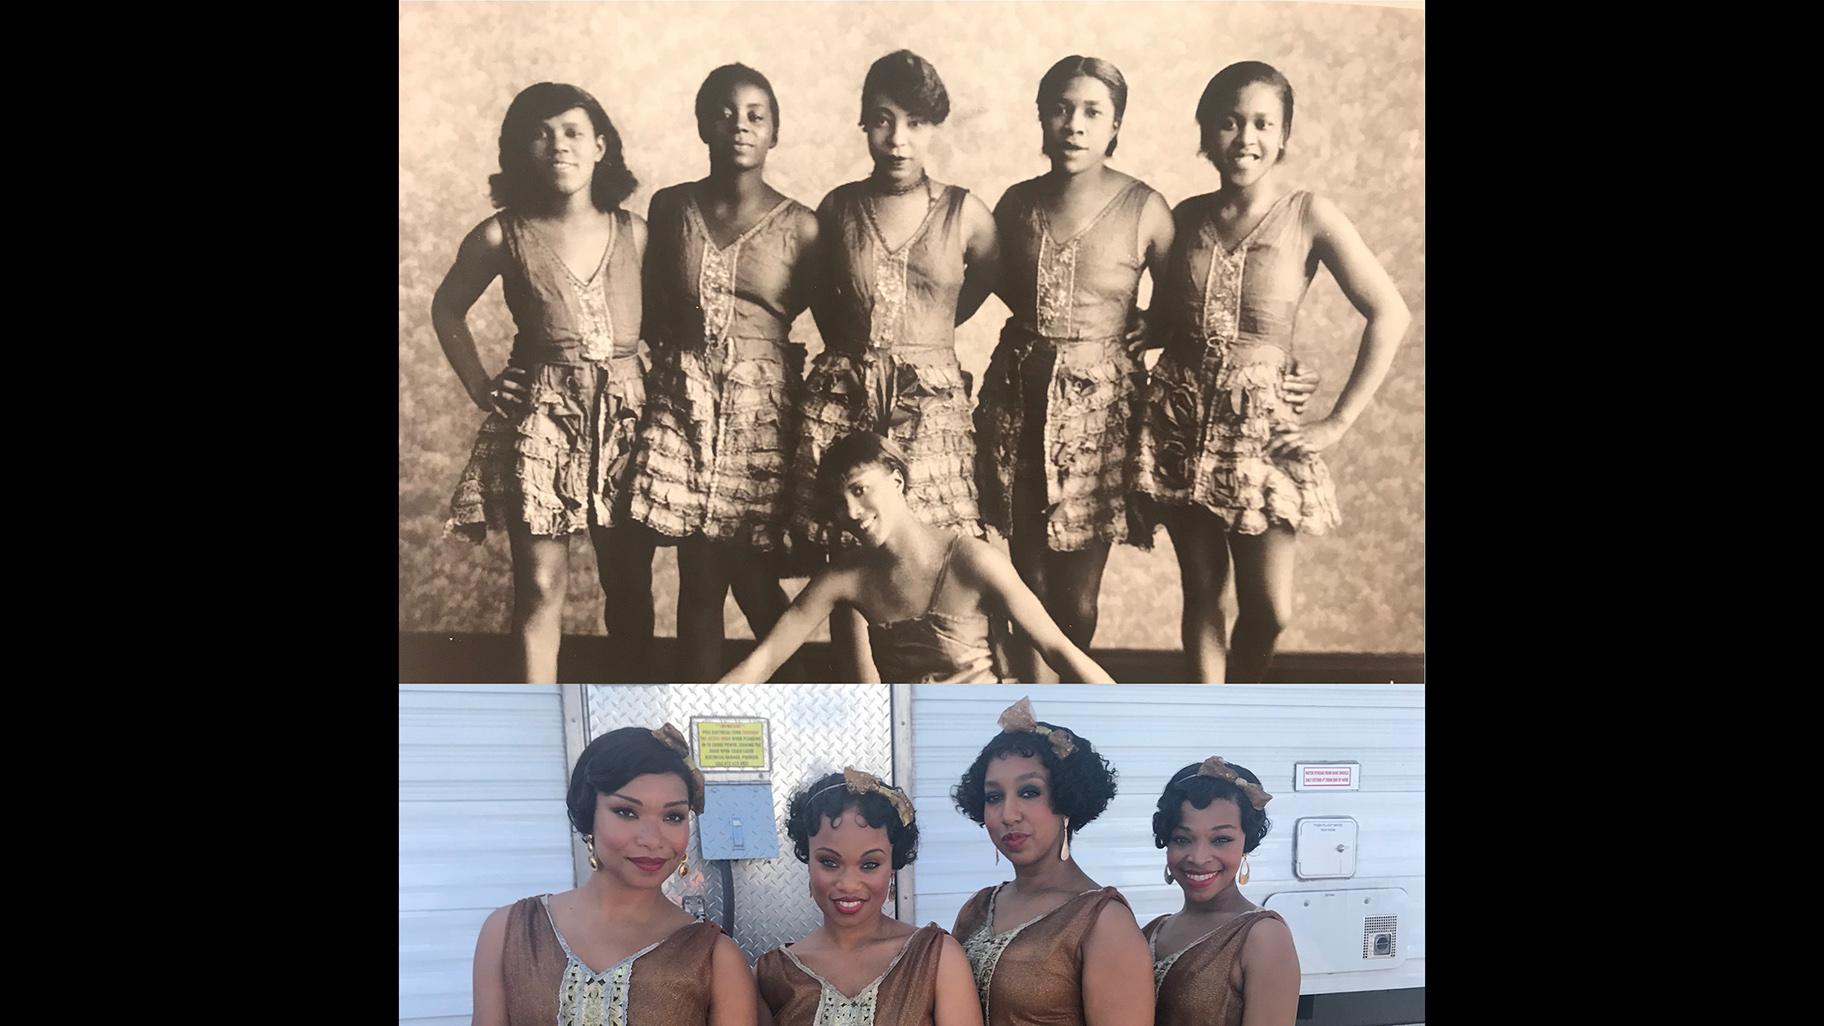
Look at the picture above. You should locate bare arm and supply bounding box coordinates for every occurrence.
[807,191,846,346]
[784,207,823,322]
[955,191,1001,325]
[469,905,511,1026]
[961,541,1115,683]
[1125,188,1176,356]
[640,191,675,359]
[432,217,518,413]
[1237,918,1301,1026]
[831,603,880,683]
[1271,195,1409,457]
[708,933,760,1026]
[719,567,855,683]
[933,933,987,1026]
[1080,901,1156,1026]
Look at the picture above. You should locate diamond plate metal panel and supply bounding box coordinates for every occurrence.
[582,685,895,961]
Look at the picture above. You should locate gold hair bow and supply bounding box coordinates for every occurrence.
[996,697,1078,759]
[651,723,706,813]
[1181,756,1273,810]
[812,767,916,827]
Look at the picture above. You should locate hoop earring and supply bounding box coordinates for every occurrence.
[585,836,600,872]
[1238,854,1251,886]
[1059,817,1071,862]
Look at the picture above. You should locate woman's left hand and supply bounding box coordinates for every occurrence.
[1267,416,1346,459]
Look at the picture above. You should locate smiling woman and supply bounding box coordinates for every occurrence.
[755,769,982,1026]
[433,81,656,685]
[467,724,758,1026]
[720,433,1115,684]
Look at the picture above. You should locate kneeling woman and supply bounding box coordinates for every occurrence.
[756,769,982,1026]
[721,433,1114,683]
[1144,758,1299,1026]
[470,725,757,1026]
[949,698,1154,1026]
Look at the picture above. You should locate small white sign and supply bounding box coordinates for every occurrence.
[1294,762,1360,791]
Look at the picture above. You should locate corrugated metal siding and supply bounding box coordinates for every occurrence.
[399,685,574,1025]
[907,685,1424,997]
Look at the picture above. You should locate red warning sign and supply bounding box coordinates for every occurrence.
[1294,762,1360,790]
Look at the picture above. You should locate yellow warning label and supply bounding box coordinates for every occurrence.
[693,720,768,770]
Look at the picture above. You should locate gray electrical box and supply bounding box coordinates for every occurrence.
[697,782,780,860]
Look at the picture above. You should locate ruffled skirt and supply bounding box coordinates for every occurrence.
[975,324,1148,550]
[626,337,800,549]
[789,345,982,550]
[1135,339,1340,535]
[446,355,646,542]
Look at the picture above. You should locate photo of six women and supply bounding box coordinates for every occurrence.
[472,698,1298,1026]
[434,49,1409,687]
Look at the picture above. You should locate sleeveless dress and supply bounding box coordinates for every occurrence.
[499,894,721,1026]
[790,181,983,550]
[755,923,948,1026]
[447,210,645,541]
[976,177,1157,551]
[865,534,1003,684]
[1142,909,1288,1026]
[953,884,1131,1026]
[627,187,813,551]
[1135,190,1341,535]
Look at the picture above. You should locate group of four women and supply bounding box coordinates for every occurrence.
[472,698,1297,1026]
[433,51,1410,685]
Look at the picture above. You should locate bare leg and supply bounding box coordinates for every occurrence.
[1226,525,1296,684]
[1041,540,1110,653]
[591,523,655,683]
[831,603,879,683]
[676,536,732,683]
[508,525,570,684]
[1163,505,1234,683]
[1004,461,1054,683]
[729,549,801,682]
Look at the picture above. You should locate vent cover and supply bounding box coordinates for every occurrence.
[1362,914,1398,959]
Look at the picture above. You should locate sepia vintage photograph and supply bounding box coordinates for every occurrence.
[397,1,1425,684]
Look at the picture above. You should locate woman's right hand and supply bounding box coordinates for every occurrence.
[472,367,532,418]
[1123,308,1163,357]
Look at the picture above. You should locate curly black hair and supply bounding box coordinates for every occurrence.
[566,727,701,837]
[786,771,920,870]
[490,81,639,213]
[952,723,1117,837]
[1151,760,1272,853]
[859,49,950,125]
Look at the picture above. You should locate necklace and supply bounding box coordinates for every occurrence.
[869,170,929,197]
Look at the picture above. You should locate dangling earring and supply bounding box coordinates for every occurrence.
[678,858,689,879]
[1163,866,1174,885]
[1237,854,1251,885]
[584,836,600,871]
[1059,817,1071,862]
[994,846,1001,866]
[889,875,897,900]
